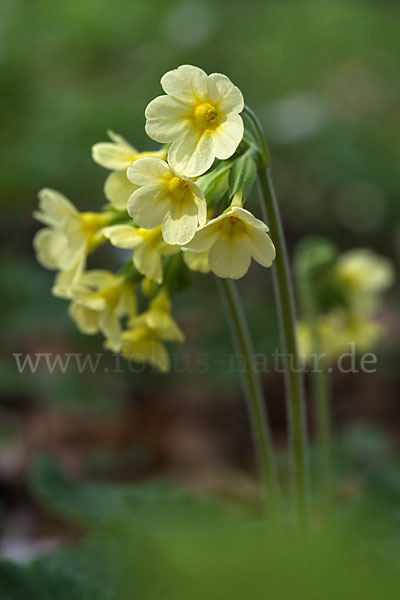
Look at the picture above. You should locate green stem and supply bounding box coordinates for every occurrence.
[312,352,332,514]
[244,105,309,527]
[296,262,332,513]
[217,277,279,521]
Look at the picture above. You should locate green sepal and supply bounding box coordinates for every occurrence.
[197,161,232,209]
[228,147,258,202]
[118,260,143,284]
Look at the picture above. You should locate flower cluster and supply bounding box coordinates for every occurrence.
[33,65,276,371]
[297,246,394,360]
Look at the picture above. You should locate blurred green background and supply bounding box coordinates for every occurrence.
[0,0,399,560]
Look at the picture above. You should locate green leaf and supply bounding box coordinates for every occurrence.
[0,560,108,600]
[228,148,258,201]
[30,456,228,529]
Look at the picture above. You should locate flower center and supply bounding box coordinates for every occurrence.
[220,215,246,237]
[80,212,111,252]
[193,102,219,130]
[97,283,123,310]
[140,226,163,247]
[130,324,158,344]
[339,270,364,292]
[168,176,191,201]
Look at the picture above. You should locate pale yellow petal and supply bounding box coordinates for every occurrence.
[161,64,208,102]
[69,302,100,334]
[33,228,64,269]
[78,269,118,288]
[191,183,207,226]
[34,188,78,227]
[337,249,395,294]
[145,95,190,143]
[104,170,137,211]
[183,250,210,274]
[183,220,220,252]
[208,237,251,279]
[106,130,136,150]
[206,73,244,113]
[133,242,163,283]
[127,157,171,186]
[99,310,122,350]
[61,229,87,269]
[139,341,170,372]
[231,206,269,231]
[102,225,143,249]
[52,257,85,299]
[168,129,214,177]
[148,313,185,343]
[147,341,170,372]
[116,289,137,319]
[128,186,171,229]
[34,226,86,272]
[92,142,136,170]
[72,291,106,311]
[150,289,171,313]
[162,200,198,245]
[247,228,276,268]
[212,113,244,160]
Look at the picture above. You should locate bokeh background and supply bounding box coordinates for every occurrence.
[1,0,399,559]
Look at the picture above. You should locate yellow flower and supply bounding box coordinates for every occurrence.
[183,249,210,273]
[336,249,394,297]
[121,289,184,372]
[298,311,382,362]
[92,130,166,211]
[145,65,244,177]
[33,188,111,297]
[184,205,275,279]
[52,261,84,299]
[69,270,137,351]
[102,224,179,284]
[127,157,206,245]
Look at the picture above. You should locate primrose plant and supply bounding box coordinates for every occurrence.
[33,65,309,526]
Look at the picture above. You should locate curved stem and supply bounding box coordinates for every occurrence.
[216,277,279,521]
[243,105,270,165]
[244,106,309,528]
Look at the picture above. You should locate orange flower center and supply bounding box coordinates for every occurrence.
[193,102,219,130]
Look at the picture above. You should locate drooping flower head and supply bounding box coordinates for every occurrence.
[127,157,206,245]
[298,311,382,362]
[121,289,184,372]
[145,65,244,177]
[102,224,178,284]
[296,244,395,363]
[92,130,166,211]
[336,249,394,298]
[33,188,111,297]
[69,270,137,351]
[184,205,276,279]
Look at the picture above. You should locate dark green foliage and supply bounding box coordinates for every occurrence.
[27,457,400,600]
[31,456,229,529]
[0,560,108,600]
